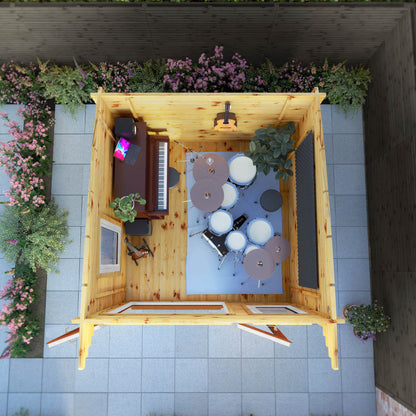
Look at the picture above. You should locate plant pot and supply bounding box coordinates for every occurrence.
[353,327,374,341]
[120,196,135,211]
[342,304,359,320]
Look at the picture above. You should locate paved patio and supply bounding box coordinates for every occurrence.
[0,104,375,416]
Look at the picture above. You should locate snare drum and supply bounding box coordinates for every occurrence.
[247,218,274,245]
[244,244,260,257]
[228,154,257,186]
[208,210,233,236]
[225,231,247,253]
[221,182,239,210]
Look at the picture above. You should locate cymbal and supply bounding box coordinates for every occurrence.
[243,248,275,281]
[193,153,229,184]
[190,178,224,212]
[265,235,291,263]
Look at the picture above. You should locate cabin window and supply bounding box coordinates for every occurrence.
[99,218,121,273]
[108,302,229,314]
[246,305,307,314]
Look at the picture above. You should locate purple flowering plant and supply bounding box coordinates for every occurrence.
[276,59,324,92]
[0,264,39,359]
[164,46,265,92]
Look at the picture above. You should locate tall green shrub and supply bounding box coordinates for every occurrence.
[0,201,70,273]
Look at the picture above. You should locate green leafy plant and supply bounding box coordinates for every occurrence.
[39,61,92,116]
[129,59,166,92]
[323,64,371,114]
[343,302,390,341]
[244,122,296,182]
[0,201,70,273]
[110,193,146,223]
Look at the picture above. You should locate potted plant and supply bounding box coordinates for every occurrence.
[109,193,146,223]
[244,122,296,183]
[343,301,391,341]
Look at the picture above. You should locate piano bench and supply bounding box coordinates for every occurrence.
[125,219,153,236]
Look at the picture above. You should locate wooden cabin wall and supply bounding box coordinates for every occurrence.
[80,90,126,321]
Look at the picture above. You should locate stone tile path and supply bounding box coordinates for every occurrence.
[0,104,375,416]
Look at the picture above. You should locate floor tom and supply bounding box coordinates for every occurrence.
[247,218,274,245]
[228,154,257,186]
[225,231,247,253]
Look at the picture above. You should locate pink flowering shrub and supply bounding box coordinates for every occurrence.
[164,46,265,92]
[0,105,53,208]
[0,264,39,359]
[276,59,324,92]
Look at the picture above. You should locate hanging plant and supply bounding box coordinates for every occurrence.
[244,122,296,182]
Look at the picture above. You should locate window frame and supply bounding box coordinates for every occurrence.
[99,218,121,274]
[245,304,307,314]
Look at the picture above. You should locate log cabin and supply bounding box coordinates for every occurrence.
[69,87,342,370]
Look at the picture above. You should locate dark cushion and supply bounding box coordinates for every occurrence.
[125,219,152,236]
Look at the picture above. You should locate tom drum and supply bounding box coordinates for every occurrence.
[208,210,233,236]
[221,182,239,210]
[247,218,274,245]
[228,154,257,186]
[225,231,247,253]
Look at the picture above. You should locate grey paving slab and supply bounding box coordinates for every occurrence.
[332,107,364,134]
[53,134,93,164]
[324,133,334,164]
[337,290,372,317]
[275,359,308,393]
[241,327,275,358]
[308,358,342,392]
[41,393,74,416]
[242,393,276,416]
[46,258,81,291]
[175,359,208,392]
[109,326,143,358]
[335,195,368,227]
[84,104,96,134]
[43,325,78,358]
[8,359,42,393]
[209,325,241,358]
[53,195,83,227]
[327,164,335,195]
[329,194,336,227]
[175,393,208,416]
[108,359,141,393]
[86,325,110,358]
[142,393,174,415]
[108,393,141,416]
[74,358,109,393]
[321,104,333,134]
[51,164,90,196]
[339,325,374,358]
[54,105,85,134]
[141,358,174,392]
[307,324,335,358]
[0,394,5,416]
[59,226,81,259]
[343,392,376,416]
[175,326,208,358]
[309,392,343,416]
[333,133,365,164]
[274,325,308,358]
[44,291,79,325]
[337,258,371,291]
[143,325,175,358]
[73,393,107,416]
[42,359,76,392]
[0,361,9,393]
[7,393,41,416]
[336,226,369,258]
[341,358,375,393]
[208,393,241,416]
[242,359,275,393]
[276,392,309,416]
[334,165,367,195]
[208,359,241,392]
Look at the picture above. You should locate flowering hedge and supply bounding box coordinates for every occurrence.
[0,62,69,358]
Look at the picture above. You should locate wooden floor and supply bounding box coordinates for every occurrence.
[126,139,289,303]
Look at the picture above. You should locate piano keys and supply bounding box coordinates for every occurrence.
[113,120,169,219]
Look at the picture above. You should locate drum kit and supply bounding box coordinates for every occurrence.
[189,152,290,286]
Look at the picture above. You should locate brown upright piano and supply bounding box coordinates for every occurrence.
[113,121,169,219]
